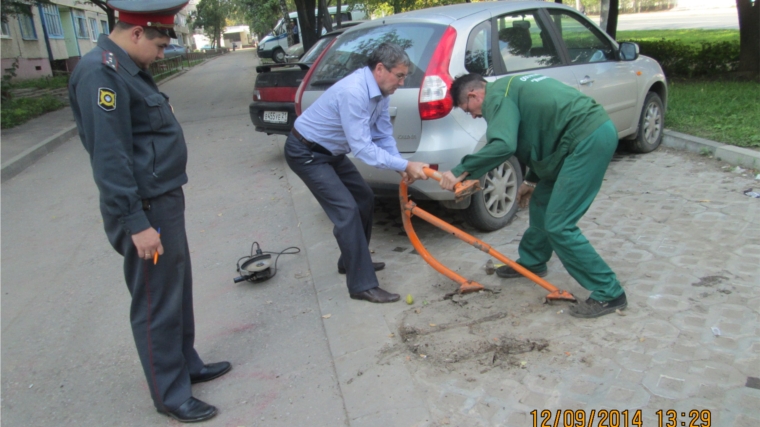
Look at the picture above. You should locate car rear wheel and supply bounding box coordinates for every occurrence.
[273,48,286,63]
[629,92,664,153]
[460,156,522,231]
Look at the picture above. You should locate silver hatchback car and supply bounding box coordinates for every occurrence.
[297,1,667,231]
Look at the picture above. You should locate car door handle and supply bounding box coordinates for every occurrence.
[388,107,397,117]
[579,76,595,86]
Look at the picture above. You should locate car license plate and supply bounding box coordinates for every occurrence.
[263,111,288,124]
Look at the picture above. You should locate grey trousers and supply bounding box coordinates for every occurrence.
[284,134,379,293]
[101,187,204,411]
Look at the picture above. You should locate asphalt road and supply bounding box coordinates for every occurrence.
[0,50,348,427]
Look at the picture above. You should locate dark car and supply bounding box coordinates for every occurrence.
[249,23,363,135]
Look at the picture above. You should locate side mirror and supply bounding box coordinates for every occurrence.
[619,42,639,61]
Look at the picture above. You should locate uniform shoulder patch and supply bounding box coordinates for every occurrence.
[102,51,118,71]
[98,87,116,111]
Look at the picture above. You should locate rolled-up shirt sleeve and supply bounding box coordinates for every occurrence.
[340,90,408,172]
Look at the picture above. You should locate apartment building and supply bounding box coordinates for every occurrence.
[1,1,192,80]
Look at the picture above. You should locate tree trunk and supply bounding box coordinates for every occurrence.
[736,0,760,77]
[296,0,317,53]
[600,0,610,31]
[319,0,332,33]
[605,0,619,39]
[335,0,342,28]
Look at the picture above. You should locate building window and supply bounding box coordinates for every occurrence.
[73,10,88,39]
[1,21,11,38]
[41,4,64,38]
[18,7,37,40]
[89,17,98,40]
[101,20,109,35]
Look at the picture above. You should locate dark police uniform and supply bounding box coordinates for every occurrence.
[69,33,203,412]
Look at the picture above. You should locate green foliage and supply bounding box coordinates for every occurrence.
[616,29,739,46]
[1,95,65,129]
[192,0,235,47]
[237,0,285,40]
[620,38,741,78]
[1,0,49,24]
[2,58,19,102]
[7,75,69,90]
[667,80,760,148]
[363,0,463,16]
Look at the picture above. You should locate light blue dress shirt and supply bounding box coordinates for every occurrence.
[293,66,408,172]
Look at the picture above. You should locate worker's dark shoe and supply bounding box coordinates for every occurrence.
[350,287,400,303]
[338,262,386,275]
[190,361,232,384]
[495,265,548,279]
[569,293,627,318]
[158,397,217,423]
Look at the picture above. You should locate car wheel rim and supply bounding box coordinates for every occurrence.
[643,102,662,145]
[482,161,518,218]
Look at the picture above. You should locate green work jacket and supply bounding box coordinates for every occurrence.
[451,74,610,183]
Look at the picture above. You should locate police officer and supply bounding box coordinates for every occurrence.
[69,0,230,422]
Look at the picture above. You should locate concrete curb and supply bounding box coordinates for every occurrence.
[1,125,79,183]
[663,129,760,170]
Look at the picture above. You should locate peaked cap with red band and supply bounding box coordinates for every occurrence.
[107,0,189,39]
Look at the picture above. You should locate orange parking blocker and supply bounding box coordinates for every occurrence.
[399,167,576,301]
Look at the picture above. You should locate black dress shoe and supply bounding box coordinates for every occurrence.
[338,262,386,274]
[349,287,400,303]
[190,361,232,384]
[158,397,217,423]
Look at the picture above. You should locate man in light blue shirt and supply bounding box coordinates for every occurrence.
[285,42,428,303]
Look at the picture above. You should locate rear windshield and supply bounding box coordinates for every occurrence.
[306,22,446,90]
[301,35,336,64]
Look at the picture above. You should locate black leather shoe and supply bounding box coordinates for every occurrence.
[338,262,385,274]
[158,397,217,423]
[190,361,232,384]
[349,287,400,303]
[495,265,548,279]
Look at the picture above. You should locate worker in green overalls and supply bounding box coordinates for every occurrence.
[439,73,626,318]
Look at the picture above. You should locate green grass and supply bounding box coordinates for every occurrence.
[1,95,65,129]
[616,29,739,46]
[667,80,760,148]
[8,75,69,90]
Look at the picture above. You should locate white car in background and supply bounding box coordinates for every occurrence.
[297,1,667,231]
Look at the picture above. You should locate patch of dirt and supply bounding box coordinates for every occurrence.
[691,275,729,287]
[387,290,551,370]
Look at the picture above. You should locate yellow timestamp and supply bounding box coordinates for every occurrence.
[530,409,712,427]
[656,409,711,427]
[531,409,643,427]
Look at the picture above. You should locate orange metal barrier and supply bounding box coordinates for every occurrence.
[399,167,576,301]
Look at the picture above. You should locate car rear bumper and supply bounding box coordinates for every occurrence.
[249,101,296,136]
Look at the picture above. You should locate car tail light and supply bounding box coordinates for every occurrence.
[296,37,339,116]
[419,26,456,121]
[253,90,260,101]
[257,87,298,102]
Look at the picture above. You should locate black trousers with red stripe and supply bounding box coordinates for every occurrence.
[101,187,204,411]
